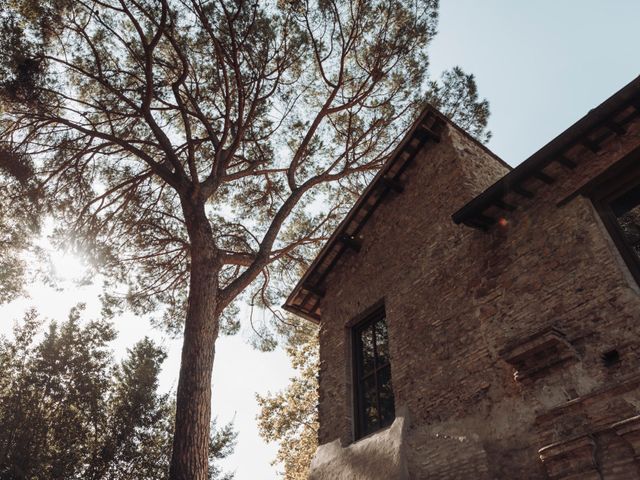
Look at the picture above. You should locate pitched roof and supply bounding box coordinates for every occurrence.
[284,76,640,323]
[283,105,507,322]
[452,75,640,229]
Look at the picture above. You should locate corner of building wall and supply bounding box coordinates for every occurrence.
[445,126,511,208]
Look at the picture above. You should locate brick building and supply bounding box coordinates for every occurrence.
[284,76,640,479]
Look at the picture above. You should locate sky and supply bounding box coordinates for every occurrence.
[1,2,639,479]
[429,1,640,168]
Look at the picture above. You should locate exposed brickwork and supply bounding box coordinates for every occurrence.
[313,115,640,478]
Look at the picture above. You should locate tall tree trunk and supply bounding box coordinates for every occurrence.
[170,201,220,480]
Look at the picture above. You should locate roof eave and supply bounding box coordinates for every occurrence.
[452,75,640,228]
[281,303,321,324]
[283,105,451,321]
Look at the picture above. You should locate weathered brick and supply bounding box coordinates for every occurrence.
[302,92,640,478]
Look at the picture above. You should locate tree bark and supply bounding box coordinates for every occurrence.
[170,201,220,480]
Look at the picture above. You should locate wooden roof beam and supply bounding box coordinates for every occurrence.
[533,171,555,184]
[494,198,517,212]
[415,124,442,143]
[402,143,418,156]
[556,156,577,169]
[339,234,361,252]
[581,137,601,153]
[606,121,627,135]
[513,184,534,198]
[303,283,326,298]
[380,176,405,193]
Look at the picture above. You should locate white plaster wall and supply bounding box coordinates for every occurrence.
[309,409,410,480]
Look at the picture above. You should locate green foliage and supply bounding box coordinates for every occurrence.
[0,146,42,304]
[0,1,492,474]
[0,0,451,328]
[426,66,492,143]
[0,307,237,480]
[256,318,319,479]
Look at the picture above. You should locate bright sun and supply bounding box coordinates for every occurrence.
[50,250,88,282]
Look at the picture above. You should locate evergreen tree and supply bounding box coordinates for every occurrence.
[426,66,492,143]
[257,319,318,480]
[0,0,490,475]
[0,147,41,304]
[0,307,236,480]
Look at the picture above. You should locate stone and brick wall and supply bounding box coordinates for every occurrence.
[313,114,640,479]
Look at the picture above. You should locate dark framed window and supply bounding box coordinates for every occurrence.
[352,308,395,439]
[592,168,640,285]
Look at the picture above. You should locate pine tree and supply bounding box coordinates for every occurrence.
[257,319,318,480]
[0,307,236,480]
[0,1,490,475]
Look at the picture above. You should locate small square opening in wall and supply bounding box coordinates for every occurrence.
[602,349,621,367]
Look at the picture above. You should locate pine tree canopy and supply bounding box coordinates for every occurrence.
[0,0,491,476]
[0,306,237,480]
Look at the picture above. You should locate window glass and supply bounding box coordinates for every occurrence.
[362,376,379,435]
[377,365,395,428]
[360,326,376,375]
[375,320,390,365]
[353,309,394,439]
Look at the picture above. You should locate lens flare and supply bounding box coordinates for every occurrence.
[50,250,87,282]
